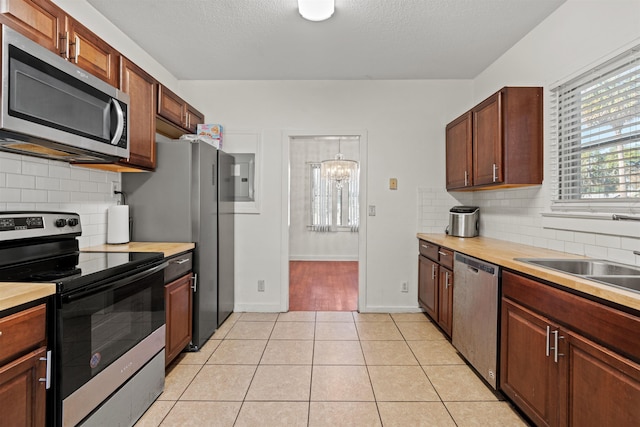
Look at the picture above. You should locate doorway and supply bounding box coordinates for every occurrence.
[284,134,366,311]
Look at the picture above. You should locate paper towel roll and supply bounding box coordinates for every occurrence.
[107,205,130,244]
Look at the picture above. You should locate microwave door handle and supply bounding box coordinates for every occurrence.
[109,98,125,146]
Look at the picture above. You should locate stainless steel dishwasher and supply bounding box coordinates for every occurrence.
[452,252,500,389]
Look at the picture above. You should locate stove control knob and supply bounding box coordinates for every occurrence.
[55,219,67,227]
[67,218,79,227]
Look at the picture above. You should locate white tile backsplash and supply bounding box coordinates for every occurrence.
[0,152,120,247]
[418,186,640,266]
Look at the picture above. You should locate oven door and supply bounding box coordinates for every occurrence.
[56,261,166,427]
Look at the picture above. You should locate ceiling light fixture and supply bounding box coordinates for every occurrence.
[298,0,335,22]
[321,139,358,189]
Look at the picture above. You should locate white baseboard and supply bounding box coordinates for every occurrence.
[289,255,359,261]
[234,303,282,313]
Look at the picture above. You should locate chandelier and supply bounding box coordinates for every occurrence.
[321,139,358,189]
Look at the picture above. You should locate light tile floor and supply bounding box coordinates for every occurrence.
[135,312,530,426]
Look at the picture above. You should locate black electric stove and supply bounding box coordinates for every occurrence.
[0,211,167,426]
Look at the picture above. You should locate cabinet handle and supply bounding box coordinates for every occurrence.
[464,170,469,186]
[421,244,430,249]
[445,271,450,288]
[545,326,550,357]
[60,31,69,59]
[191,273,198,292]
[431,264,436,280]
[438,251,448,257]
[38,350,52,389]
[552,330,564,363]
[69,35,80,63]
[492,163,498,182]
[172,258,190,264]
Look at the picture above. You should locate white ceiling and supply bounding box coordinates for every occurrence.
[85,0,566,80]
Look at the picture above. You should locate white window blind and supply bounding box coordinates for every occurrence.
[308,163,359,232]
[552,46,640,205]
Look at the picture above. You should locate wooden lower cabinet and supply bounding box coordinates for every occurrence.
[563,331,640,427]
[0,347,47,427]
[501,299,560,427]
[165,273,193,366]
[437,266,453,337]
[0,303,48,427]
[418,255,438,320]
[501,271,640,427]
[417,240,454,338]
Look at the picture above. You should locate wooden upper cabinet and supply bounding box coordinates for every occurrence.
[119,57,157,170]
[473,93,503,186]
[186,104,204,134]
[0,0,64,53]
[446,86,543,191]
[446,111,473,190]
[66,17,119,87]
[157,84,204,136]
[157,85,186,128]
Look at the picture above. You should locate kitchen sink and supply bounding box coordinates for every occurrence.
[585,275,640,292]
[516,258,640,276]
[515,258,640,294]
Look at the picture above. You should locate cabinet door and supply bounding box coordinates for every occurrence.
[445,111,473,190]
[0,347,47,427]
[473,91,503,186]
[418,255,438,320]
[66,17,119,87]
[500,298,560,427]
[120,57,157,170]
[0,0,64,54]
[562,331,640,427]
[186,105,204,134]
[158,85,187,129]
[437,267,453,337]
[165,274,193,366]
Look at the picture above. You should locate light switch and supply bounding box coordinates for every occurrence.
[389,178,398,190]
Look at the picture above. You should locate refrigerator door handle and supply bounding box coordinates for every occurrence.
[191,273,198,293]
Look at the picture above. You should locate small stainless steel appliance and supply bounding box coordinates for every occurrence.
[0,212,166,426]
[452,252,500,389]
[446,206,479,237]
[0,26,129,163]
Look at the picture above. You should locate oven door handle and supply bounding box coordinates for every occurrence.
[63,261,168,302]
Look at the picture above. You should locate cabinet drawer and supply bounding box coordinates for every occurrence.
[165,252,193,283]
[418,240,439,261]
[438,248,454,270]
[0,304,46,364]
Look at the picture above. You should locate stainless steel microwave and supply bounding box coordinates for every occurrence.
[0,26,129,163]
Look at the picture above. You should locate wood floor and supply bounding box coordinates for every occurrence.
[289,261,358,311]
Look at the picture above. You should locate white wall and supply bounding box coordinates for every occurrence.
[179,80,472,311]
[419,0,640,266]
[289,137,359,261]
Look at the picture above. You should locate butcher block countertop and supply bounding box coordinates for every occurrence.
[417,233,640,312]
[0,282,55,312]
[82,242,195,258]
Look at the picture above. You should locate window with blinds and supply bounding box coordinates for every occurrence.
[308,163,359,231]
[553,46,640,204]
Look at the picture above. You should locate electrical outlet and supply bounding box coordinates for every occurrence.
[111,181,121,195]
[258,279,265,292]
[401,281,408,293]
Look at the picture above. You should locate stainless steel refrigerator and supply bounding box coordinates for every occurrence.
[122,139,234,350]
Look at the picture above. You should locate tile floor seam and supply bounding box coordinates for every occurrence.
[357,326,385,426]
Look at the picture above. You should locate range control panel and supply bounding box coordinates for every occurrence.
[0,212,81,240]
